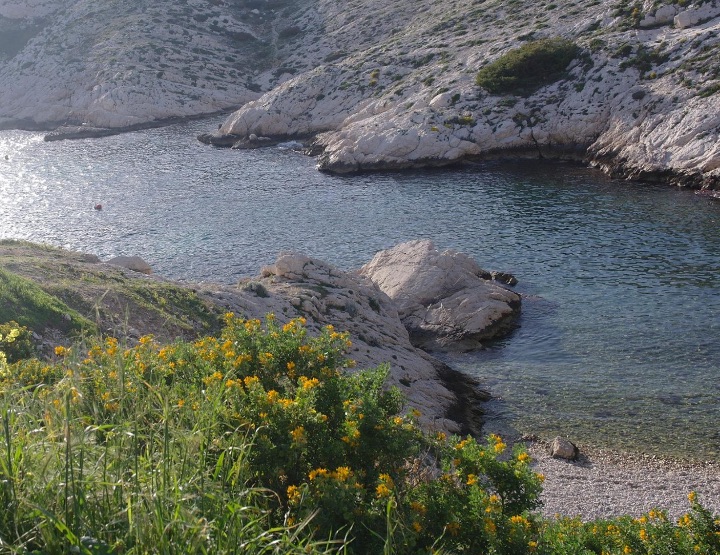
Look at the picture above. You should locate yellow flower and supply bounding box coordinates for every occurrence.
[455,438,470,450]
[299,376,320,390]
[494,441,507,454]
[466,474,478,486]
[290,426,306,443]
[309,468,329,481]
[517,452,530,463]
[623,546,632,554]
[244,375,259,388]
[412,521,422,533]
[286,361,296,372]
[446,522,460,536]
[688,491,697,503]
[528,541,538,550]
[54,345,68,356]
[410,502,427,515]
[267,390,279,403]
[177,399,185,408]
[375,473,395,498]
[333,466,352,481]
[375,484,392,498]
[287,485,301,504]
[489,494,501,504]
[639,529,648,541]
[138,334,154,345]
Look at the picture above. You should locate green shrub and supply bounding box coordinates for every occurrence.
[476,38,580,95]
[0,314,717,554]
[0,314,545,554]
[0,321,34,363]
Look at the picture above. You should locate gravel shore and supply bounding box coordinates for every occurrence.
[524,440,720,521]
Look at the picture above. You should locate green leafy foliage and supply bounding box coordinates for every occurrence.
[0,267,96,335]
[0,315,717,554]
[476,38,580,96]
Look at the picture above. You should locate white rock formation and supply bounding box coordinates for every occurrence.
[1,0,718,187]
[107,255,152,275]
[200,249,496,435]
[359,240,520,351]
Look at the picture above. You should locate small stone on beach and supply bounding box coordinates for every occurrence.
[550,436,579,460]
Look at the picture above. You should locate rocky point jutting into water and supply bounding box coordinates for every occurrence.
[0,239,520,436]
[0,0,718,187]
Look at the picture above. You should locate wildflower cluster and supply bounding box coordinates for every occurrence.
[0,313,717,555]
[538,494,720,555]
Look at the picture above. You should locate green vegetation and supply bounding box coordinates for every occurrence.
[0,267,96,336]
[0,321,34,363]
[0,316,718,554]
[475,38,580,96]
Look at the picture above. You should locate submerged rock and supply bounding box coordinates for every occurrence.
[359,240,520,351]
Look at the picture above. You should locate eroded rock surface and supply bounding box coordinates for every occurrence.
[2,0,719,186]
[201,251,490,434]
[359,240,520,351]
[1,240,497,436]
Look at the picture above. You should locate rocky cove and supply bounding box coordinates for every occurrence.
[1,0,719,188]
[0,239,524,436]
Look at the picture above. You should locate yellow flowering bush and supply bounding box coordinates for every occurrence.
[0,312,717,555]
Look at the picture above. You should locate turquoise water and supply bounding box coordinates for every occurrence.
[1,117,718,459]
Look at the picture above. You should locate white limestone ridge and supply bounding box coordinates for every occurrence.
[1,0,718,188]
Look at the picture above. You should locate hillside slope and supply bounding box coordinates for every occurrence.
[1,0,718,186]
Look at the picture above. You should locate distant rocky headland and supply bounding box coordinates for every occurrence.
[0,239,522,437]
[1,0,718,187]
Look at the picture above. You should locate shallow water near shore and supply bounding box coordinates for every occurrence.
[1,117,718,460]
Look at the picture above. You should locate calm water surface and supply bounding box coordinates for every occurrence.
[1,117,718,459]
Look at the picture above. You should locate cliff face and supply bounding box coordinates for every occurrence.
[1,0,718,187]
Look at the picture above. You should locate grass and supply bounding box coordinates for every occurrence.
[0,267,96,336]
[0,316,718,554]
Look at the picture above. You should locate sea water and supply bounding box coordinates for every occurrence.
[1,117,718,459]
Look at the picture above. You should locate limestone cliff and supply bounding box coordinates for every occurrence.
[1,0,718,187]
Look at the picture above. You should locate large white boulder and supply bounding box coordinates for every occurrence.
[359,240,520,351]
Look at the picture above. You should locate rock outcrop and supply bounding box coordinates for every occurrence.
[107,255,153,275]
[2,0,718,187]
[2,240,511,436]
[359,240,520,351]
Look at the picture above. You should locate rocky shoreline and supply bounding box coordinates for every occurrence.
[0,239,522,436]
[526,440,720,520]
[2,0,718,189]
